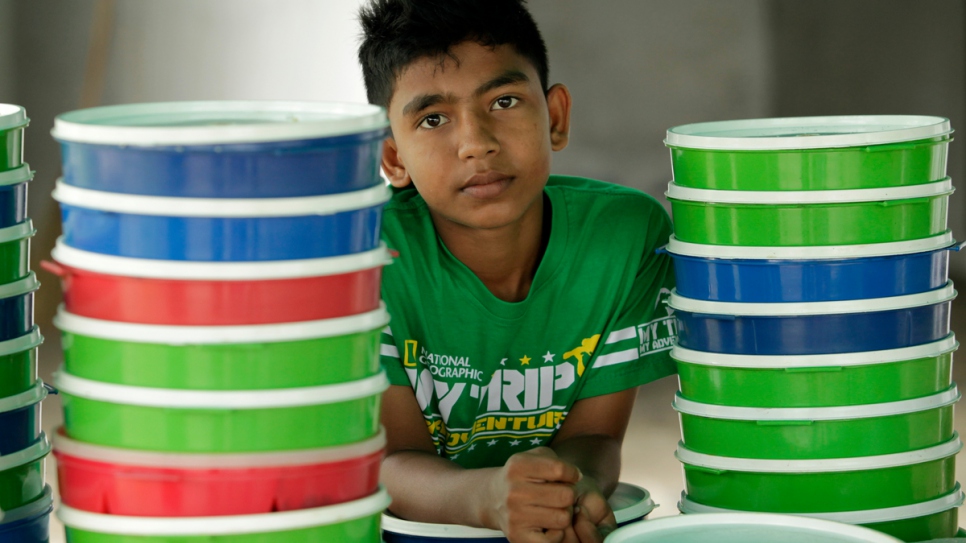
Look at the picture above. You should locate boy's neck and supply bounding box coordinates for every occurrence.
[431,193,548,303]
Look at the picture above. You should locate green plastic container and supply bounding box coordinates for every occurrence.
[0,433,50,511]
[667,178,952,246]
[0,326,42,398]
[56,306,388,390]
[674,386,959,459]
[675,335,957,408]
[58,487,389,543]
[676,436,961,513]
[679,483,964,542]
[0,220,34,285]
[0,105,28,171]
[56,370,388,453]
[665,115,952,191]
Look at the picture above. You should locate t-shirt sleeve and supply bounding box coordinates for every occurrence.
[578,202,676,399]
[380,325,415,387]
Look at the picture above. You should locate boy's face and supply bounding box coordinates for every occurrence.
[382,41,571,231]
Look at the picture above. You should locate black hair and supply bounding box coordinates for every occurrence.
[358,0,549,108]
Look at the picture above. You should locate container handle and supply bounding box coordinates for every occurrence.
[685,465,727,475]
[655,245,669,255]
[43,383,59,395]
[689,312,737,321]
[784,366,844,374]
[757,420,814,427]
[947,241,966,252]
[40,260,67,278]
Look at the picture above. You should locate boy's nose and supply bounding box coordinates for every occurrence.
[457,114,500,160]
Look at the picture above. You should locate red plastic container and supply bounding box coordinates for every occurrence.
[53,428,385,517]
[44,240,389,325]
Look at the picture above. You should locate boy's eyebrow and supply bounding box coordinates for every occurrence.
[402,93,452,118]
[474,70,530,97]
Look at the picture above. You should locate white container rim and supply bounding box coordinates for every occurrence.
[54,370,389,409]
[673,386,959,421]
[0,164,34,187]
[53,180,390,218]
[0,220,36,244]
[55,304,390,345]
[0,485,52,525]
[0,381,47,414]
[57,486,391,536]
[51,239,392,280]
[668,280,956,317]
[54,428,386,469]
[0,272,39,299]
[665,115,952,150]
[51,101,389,146]
[665,232,957,260]
[0,433,51,472]
[678,484,965,525]
[382,482,654,537]
[672,334,958,369]
[0,326,43,358]
[666,178,953,205]
[0,104,29,132]
[605,511,904,543]
[674,435,963,473]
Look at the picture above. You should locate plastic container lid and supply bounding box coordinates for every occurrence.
[0,381,48,414]
[0,433,51,472]
[54,304,389,345]
[0,220,36,245]
[665,115,952,150]
[52,180,391,217]
[0,104,29,132]
[673,385,959,422]
[0,272,39,300]
[382,483,655,538]
[668,281,956,317]
[672,334,958,369]
[0,326,43,358]
[679,483,965,525]
[665,232,958,260]
[0,164,34,187]
[54,369,389,409]
[0,485,52,525]
[675,435,963,474]
[57,486,391,536]
[52,101,389,146]
[54,427,386,469]
[52,240,392,280]
[605,511,904,543]
[666,177,953,204]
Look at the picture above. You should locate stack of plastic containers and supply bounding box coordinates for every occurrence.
[0,104,53,543]
[43,102,393,542]
[660,116,962,542]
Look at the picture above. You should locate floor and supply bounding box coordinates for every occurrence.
[39,296,966,541]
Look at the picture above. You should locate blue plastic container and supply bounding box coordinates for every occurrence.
[381,483,654,543]
[0,485,52,543]
[54,182,389,261]
[665,234,960,303]
[52,101,389,198]
[0,382,46,455]
[670,282,956,355]
[0,274,37,342]
[0,165,33,229]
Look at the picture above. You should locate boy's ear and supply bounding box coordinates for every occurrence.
[381,137,413,188]
[546,83,572,152]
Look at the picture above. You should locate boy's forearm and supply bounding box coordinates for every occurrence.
[382,449,499,528]
[550,434,622,497]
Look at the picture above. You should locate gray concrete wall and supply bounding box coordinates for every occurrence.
[0,0,14,101]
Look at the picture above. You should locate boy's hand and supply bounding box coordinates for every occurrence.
[572,478,617,543]
[484,447,583,543]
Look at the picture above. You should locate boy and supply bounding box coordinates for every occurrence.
[358,1,676,542]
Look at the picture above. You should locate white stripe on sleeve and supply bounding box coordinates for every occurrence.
[592,348,639,368]
[606,326,637,344]
[381,344,400,358]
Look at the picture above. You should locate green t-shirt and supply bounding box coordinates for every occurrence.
[379,175,676,469]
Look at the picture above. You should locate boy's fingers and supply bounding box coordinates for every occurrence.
[575,492,614,526]
[572,510,605,543]
[513,482,576,509]
[509,527,567,543]
[509,449,581,484]
[509,504,573,532]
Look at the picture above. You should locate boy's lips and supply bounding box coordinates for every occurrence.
[461,171,513,199]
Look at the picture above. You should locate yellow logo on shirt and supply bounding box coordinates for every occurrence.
[563,334,600,376]
[404,340,419,367]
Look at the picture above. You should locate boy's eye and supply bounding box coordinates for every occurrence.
[492,96,519,110]
[418,114,449,129]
